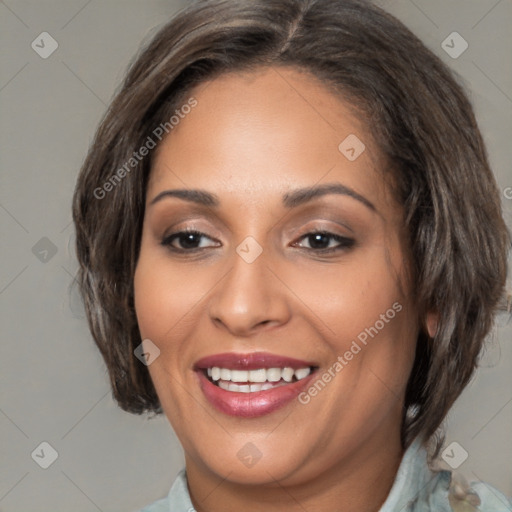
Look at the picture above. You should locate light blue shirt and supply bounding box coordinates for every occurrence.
[137,437,511,511]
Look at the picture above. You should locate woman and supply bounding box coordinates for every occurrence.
[72,0,511,510]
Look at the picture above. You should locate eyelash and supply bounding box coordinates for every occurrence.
[160,228,355,255]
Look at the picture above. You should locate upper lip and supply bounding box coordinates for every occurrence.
[194,352,317,371]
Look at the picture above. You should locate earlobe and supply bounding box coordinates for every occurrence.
[425,311,439,338]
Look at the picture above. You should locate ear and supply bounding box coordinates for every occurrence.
[425,310,439,338]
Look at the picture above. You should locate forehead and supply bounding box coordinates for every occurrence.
[148,66,391,209]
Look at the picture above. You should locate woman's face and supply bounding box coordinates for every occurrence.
[134,66,421,486]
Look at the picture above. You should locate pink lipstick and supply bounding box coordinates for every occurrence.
[194,352,317,417]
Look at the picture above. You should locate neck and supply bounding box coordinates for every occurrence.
[185,428,404,512]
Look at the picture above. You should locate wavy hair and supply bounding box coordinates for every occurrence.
[72,0,510,451]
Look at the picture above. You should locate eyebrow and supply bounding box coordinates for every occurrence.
[149,183,376,212]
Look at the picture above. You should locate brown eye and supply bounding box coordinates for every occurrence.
[294,232,355,253]
[161,230,219,251]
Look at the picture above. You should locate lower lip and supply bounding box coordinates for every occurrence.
[196,370,316,418]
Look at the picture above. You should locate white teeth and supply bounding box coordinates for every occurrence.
[218,380,230,391]
[282,367,294,382]
[230,370,249,382]
[248,368,267,382]
[266,368,282,382]
[219,381,288,393]
[294,367,311,380]
[228,382,252,393]
[206,366,312,388]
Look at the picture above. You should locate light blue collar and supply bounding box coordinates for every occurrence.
[140,436,510,511]
[378,437,452,512]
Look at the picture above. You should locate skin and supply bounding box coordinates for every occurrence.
[133,66,436,512]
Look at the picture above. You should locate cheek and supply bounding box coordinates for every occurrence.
[282,243,416,398]
[281,249,408,346]
[133,250,204,341]
[133,252,199,418]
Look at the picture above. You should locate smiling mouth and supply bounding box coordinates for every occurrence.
[203,366,316,393]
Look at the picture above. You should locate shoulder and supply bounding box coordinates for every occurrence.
[386,437,511,512]
[135,496,169,512]
[448,472,512,512]
[133,469,192,512]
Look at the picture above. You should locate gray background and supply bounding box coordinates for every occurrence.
[1,0,511,510]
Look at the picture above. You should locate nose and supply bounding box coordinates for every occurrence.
[208,245,291,337]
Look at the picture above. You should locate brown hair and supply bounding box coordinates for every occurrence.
[72,0,510,450]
